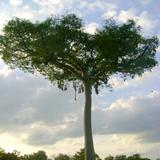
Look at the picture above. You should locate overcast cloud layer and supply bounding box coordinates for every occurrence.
[0,0,160,159]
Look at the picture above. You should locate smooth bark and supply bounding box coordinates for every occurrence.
[84,82,95,160]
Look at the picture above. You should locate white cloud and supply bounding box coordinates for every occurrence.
[84,22,99,34]
[157,46,160,53]
[88,1,117,11]
[102,8,159,35]
[12,5,48,21]
[0,63,84,141]
[109,67,160,89]
[95,134,160,159]
[137,11,159,33]
[115,9,159,33]
[81,0,117,10]
[33,0,76,15]
[0,11,9,33]
[117,8,136,23]
[0,132,47,156]
[9,0,23,7]
[0,4,38,28]
[0,64,13,77]
[94,91,160,138]
[19,90,160,147]
[102,8,159,34]
[32,0,118,20]
[102,10,117,19]
[0,67,11,77]
[15,5,34,19]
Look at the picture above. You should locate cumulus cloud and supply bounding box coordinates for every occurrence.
[22,90,160,145]
[0,11,9,33]
[0,0,117,29]
[0,3,41,27]
[102,10,117,19]
[109,67,160,89]
[94,91,160,140]
[102,8,159,34]
[32,0,118,21]
[0,64,13,77]
[0,61,84,143]
[14,5,35,19]
[17,90,160,158]
[137,11,159,33]
[33,0,80,16]
[84,22,99,34]
[27,85,83,125]
[25,124,64,145]
[0,69,47,132]
[9,0,23,7]
[79,0,117,11]
[117,8,136,23]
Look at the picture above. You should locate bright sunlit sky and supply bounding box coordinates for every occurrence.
[0,0,160,159]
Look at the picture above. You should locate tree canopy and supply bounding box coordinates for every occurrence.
[0,14,158,93]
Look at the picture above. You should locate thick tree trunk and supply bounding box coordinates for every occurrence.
[84,82,95,160]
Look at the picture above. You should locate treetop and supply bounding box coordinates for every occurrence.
[0,13,159,93]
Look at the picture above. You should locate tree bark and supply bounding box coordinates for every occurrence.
[84,82,95,160]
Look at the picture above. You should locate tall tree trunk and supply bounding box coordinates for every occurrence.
[84,82,95,160]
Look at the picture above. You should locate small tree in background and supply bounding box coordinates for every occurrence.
[54,154,71,160]
[0,14,158,160]
[0,149,20,160]
[22,151,48,160]
[104,156,114,160]
[72,148,101,160]
[127,154,151,160]
[115,155,127,160]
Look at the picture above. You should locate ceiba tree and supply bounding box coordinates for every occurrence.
[0,14,159,160]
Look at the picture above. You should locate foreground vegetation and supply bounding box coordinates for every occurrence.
[0,147,159,160]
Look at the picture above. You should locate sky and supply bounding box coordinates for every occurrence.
[0,0,160,159]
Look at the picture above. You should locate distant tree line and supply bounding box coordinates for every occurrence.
[0,147,159,160]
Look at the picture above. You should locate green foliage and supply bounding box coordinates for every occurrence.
[115,155,127,160]
[0,14,158,93]
[0,149,20,160]
[0,147,5,157]
[54,153,71,160]
[22,151,48,160]
[104,154,151,160]
[95,19,158,78]
[104,156,114,160]
[72,149,85,160]
[127,154,150,160]
[72,148,101,160]
[0,147,159,160]
[0,153,19,160]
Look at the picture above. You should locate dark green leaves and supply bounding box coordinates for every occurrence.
[94,19,159,77]
[0,14,159,93]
